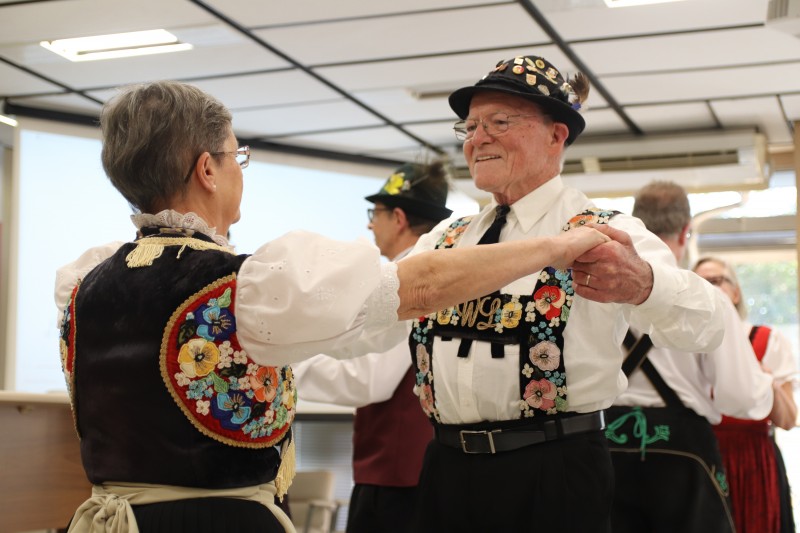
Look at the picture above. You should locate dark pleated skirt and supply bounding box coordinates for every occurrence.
[132,497,286,533]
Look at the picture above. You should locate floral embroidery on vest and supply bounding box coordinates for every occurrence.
[59,284,80,434]
[161,274,296,448]
[410,208,617,423]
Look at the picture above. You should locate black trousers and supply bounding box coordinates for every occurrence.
[346,483,419,533]
[412,430,613,533]
[132,497,285,532]
[607,406,734,533]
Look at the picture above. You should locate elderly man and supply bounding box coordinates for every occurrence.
[608,181,779,533]
[405,55,724,532]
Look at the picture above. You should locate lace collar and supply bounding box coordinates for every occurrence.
[131,210,232,249]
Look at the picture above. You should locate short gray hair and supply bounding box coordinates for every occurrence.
[632,181,691,238]
[100,80,232,213]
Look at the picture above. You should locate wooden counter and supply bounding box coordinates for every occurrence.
[0,391,89,533]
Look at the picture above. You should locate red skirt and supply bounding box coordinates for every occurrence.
[714,419,780,533]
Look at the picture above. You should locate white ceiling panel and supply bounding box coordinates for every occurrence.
[280,126,418,154]
[315,45,569,93]
[0,25,288,91]
[0,0,215,44]
[254,4,547,65]
[352,89,452,123]
[190,71,341,111]
[581,108,629,136]
[0,61,62,95]
[545,0,769,41]
[712,96,792,144]
[600,63,800,105]
[575,27,800,76]
[231,100,384,138]
[627,102,717,133]
[206,0,508,28]
[7,93,103,115]
[780,94,800,122]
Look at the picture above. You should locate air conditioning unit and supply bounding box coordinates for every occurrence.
[766,0,800,37]
[559,129,770,197]
[449,129,769,202]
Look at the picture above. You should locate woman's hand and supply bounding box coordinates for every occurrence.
[550,225,611,271]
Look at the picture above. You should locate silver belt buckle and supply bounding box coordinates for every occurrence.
[459,429,502,454]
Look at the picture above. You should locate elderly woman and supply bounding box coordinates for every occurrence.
[54,80,608,533]
[694,257,798,533]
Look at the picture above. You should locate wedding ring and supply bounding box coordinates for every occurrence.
[586,274,591,287]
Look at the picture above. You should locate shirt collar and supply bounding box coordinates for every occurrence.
[488,175,564,233]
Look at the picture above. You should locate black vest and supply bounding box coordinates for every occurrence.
[60,229,294,489]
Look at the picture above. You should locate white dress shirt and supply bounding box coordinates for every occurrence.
[614,288,775,424]
[408,176,724,425]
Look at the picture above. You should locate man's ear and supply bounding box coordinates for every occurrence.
[678,223,691,246]
[551,122,569,147]
[393,207,410,230]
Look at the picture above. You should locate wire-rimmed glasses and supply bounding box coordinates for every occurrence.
[453,113,538,141]
[210,145,250,168]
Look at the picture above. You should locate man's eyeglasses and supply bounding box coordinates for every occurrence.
[367,207,392,222]
[210,146,250,169]
[453,113,538,141]
[703,275,734,287]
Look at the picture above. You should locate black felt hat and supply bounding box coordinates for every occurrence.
[449,55,589,146]
[365,161,453,222]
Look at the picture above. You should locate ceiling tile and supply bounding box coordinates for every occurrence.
[627,102,717,133]
[545,0,769,41]
[7,93,103,115]
[253,4,548,65]
[279,126,418,155]
[712,96,792,144]
[210,0,508,28]
[231,100,384,138]
[0,61,62,95]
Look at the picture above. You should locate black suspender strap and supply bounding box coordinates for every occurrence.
[622,330,685,409]
[621,332,653,377]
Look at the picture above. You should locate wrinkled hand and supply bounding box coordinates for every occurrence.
[571,224,654,304]
[551,226,611,271]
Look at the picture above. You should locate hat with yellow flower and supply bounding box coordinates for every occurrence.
[365,160,453,222]
[448,54,590,146]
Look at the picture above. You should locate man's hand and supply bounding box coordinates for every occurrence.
[570,224,654,305]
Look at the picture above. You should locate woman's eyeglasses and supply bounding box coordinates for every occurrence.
[210,146,250,168]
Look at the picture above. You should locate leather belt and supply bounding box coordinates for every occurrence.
[435,411,606,454]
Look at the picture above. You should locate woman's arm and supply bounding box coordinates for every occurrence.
[395,225,608,320]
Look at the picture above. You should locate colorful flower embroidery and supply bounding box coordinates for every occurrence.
[195,288,235,341]
[416,344,431,375]
[250,366,279,403]
[529,341,561,371]
[178,338,220,377]
[162,276,295,448]
[533,285,566,320]
[523,378,557,411]
[499,300,523,329]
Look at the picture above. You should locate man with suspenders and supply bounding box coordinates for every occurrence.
[403,56,726,533]
[607,181,778,532]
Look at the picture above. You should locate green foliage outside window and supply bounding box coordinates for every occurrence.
[736,261,798,326]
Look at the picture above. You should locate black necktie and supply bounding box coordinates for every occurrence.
[458,204,511,359]
[477,205,510,245]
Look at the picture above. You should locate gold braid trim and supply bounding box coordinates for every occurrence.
[126,236,234,268]
[274,435,296,501]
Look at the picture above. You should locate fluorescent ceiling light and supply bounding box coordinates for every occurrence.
[604,0,687,6]
[40,29,192,62]
[0,114,18,127]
